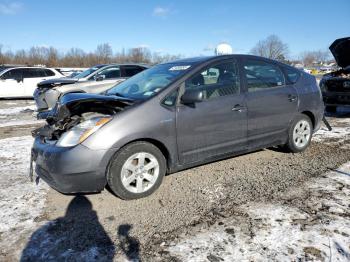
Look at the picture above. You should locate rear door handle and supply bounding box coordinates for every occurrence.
[288,94,297,102]
[232,104,246,112]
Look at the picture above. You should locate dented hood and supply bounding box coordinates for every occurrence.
[37,78,79,89]
[330,37,350,68]
[47,93,134,123]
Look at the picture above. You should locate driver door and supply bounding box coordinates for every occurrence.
[0,68,24,97]
[176,59,247,165]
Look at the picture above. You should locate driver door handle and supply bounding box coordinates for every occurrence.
[288,94,297,102]
[232,104,246,112]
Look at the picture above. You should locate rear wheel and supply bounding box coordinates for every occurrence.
[325,106,337,113]
[284,114,313,153]
[107,141,166,200]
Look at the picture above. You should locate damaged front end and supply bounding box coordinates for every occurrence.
[34,78,79,114]
[32,93,134,146]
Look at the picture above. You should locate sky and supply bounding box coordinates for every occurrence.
[0,0,349,59]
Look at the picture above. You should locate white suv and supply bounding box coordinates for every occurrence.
[0,67,63,98]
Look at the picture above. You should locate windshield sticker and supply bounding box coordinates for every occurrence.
[169,65,191,71]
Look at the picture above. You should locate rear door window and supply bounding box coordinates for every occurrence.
[95,66,121,80]
[34,69,47,77]
[243,59,285,92]
[22,68,42,78]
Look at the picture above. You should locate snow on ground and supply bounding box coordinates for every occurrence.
[313,113,350,149]
[168,162,350,261]
[0,102,43,128]
[0,105,36,115]
[0,119,44,128]
[0,136,48,258]
[314,125,350,149]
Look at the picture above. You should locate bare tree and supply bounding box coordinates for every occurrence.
[14,49,27,65]
[299,50,330,66]
[0,44,5,64]
[47,47,59,67]
[300,52,316,67]
[250,35,289,61]
[152,52,182,64]
[0,43,181,67]
[95,43,113,64]
[61,48,86,67]
[128,47,151,63]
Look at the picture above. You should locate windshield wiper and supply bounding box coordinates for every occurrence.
[112,92,126,98]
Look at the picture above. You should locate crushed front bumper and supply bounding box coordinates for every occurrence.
[31,136,114,194]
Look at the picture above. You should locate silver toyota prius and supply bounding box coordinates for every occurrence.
[31,55,324,200]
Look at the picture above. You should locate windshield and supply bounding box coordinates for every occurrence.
[73,65,105,79]
[106,63,192,100]
[0,66,11,73]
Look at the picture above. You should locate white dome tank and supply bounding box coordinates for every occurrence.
[215,43,233,55]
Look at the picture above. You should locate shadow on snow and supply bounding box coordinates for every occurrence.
[20,195,141,261]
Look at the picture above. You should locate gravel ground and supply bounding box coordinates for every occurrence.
[0,100,349,261]
[167,163,350,261]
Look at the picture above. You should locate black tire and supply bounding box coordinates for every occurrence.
[325,106,337,113]
[107,141,166,200]
[284,114,313,153]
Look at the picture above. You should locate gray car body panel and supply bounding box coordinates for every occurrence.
[32,55,324,194]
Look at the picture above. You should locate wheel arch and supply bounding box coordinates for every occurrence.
[300,110,315,128]
[108,138,173,173]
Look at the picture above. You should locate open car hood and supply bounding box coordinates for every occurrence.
[37,78,79,89]
[33,93,134,139]
[46,93,134,124]
[329,37,350,68]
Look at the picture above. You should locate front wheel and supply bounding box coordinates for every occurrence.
[107,141,166,200]
[284,114,313,153]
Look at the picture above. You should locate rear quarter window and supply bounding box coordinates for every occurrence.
[122,66,146,77]
[44,69,56,77]
[283,66,301,84]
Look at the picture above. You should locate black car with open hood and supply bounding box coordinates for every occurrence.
[329,37,350,69]
[320,37,350,112]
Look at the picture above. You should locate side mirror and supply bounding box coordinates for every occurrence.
[181,89,204,104]
[95,75,105,81]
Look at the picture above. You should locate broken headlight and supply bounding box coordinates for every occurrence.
[56,117,112,147]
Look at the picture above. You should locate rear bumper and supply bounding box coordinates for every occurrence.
[32,137,114,194]
[322,91,350,106]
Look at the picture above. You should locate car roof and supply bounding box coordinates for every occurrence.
[0,67,58,74]
[2,66,55,69]
[100,63,150,68]
[162,54,286,66]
